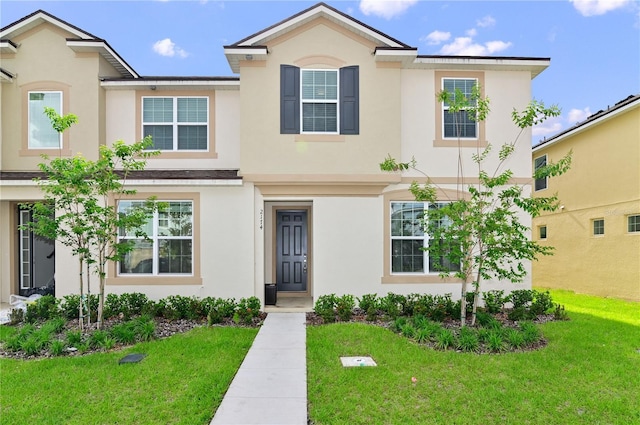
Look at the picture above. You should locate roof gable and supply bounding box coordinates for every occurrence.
[0,9,138,79]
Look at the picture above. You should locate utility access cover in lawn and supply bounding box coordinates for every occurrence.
[340,356,377,367]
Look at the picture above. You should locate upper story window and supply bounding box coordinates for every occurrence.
[442,78,478,139]
[390,202,460,274]
[534,155,547,191]
[142,97,208,151]
[301,70,338,133]
[281,65,359,135]
[28,91,62,148]
[593,219,604,236]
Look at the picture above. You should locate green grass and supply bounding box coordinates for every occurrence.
[0,326,258,425]
[307,290,640,425]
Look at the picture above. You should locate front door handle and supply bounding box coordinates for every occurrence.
[303,254,307,273]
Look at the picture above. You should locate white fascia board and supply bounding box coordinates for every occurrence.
[124,179,244,187]
[223,47,268,56]
[100,80,240,90]
[532,99,640,153]
[0,12,89,39]
[238,5,405,48]
[66,40,139,78]
[0,41,18,53]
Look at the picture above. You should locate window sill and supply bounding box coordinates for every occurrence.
[19,148,72,157]
[382,274,463,284]
[433,139,488,148]
[295,134,345,143]
[106,276,203,286]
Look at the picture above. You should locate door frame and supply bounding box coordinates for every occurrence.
[270,205,312,297]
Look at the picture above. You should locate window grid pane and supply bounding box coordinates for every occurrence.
[593,219,604,235]
[628,215,640,233]
[142,97,208,150]
[534,155,547,191]
[302,103,337,132]
[29,92,62,148]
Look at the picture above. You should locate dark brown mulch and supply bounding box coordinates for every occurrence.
[1,312,267,361]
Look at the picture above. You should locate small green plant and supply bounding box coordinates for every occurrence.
[65,330,83,347]
[60,294,81,320]
[508,290,534,309]
[25,295,60,322]
[415,327,433,343]
[101,337,116,350]
[357,294,379,312]
[553,303,569,321]
[379,293,405,319]
[20,335,44,356]
[207,298,237,325]
[88,330,109,349]
[482,290,506,314]
[401,323,416,339]
[507,306,530,321]
[335,295,355,322]
[531,290,554,315]
[314,294,337,323]
[49,339,67,356]
[435,328,455,350]
[487,331,505,352]
[110,322,136,344]
[506,328,525,349]
[457,327,479,352]
[520,321,541,345]
[236,297,261,325]
[390,317,408,333]
[133,315,156,341]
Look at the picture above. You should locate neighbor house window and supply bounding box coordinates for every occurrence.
[390,202,460,274]
[118,201,193,275]
[534,155,547,191]
[28,91,62,148]
[539,225,547,240]
[142,97,208,151]
[442,78,478,139]
[280,65,359,135]
[628,215,640,233]
[593,219,604,236]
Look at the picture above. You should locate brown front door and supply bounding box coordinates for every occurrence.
[276,210,308,292]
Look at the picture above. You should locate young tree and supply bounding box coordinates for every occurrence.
[381,88,571,326]
[23,108,160,328]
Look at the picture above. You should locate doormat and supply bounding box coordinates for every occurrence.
[340,356,377,367]
[119,353,146,364]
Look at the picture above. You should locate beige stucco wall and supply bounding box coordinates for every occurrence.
[533,104,640,301]
[239,19,401,177]
[0,23,115,169]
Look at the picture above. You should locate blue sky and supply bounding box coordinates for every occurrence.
[2,0,639,141]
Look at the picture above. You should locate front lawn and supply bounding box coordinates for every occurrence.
[0,326,258,425]
[307,290,640,424]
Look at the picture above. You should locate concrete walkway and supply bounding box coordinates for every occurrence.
[210,312,307,425]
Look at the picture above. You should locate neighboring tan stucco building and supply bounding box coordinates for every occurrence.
[532,94,640,301]
[1,4,548,306]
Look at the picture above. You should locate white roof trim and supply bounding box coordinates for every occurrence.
[100,79,240,90]
[533,97,640,152]
[0,11,91,40]
[237,4,405,48]
[66,40,138,78]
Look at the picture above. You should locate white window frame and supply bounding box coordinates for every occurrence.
[390,201,459,275]
[117,200,194,276]
[300,69,339,135]
[28,91,63,149]
[592,218,605,236]
[441,78,478,140]
[141,96,209,151]
[534,155,548,191]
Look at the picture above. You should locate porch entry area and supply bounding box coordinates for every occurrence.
[16,206,55,297]
[265,202,313,310]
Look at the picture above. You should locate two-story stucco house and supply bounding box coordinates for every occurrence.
[532,94,640,301]
[1,3,550,308]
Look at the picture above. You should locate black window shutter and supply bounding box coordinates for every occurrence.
[280,65,300,134]
[340,66,359,135]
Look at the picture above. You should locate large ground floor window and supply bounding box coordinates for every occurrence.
[390,201,460,274]
[118,200,193,275]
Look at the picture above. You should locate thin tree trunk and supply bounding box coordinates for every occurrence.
[460,279,468,327]
[78,258,84,332]
[86,259,91,326]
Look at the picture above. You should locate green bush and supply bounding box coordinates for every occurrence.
[508,289,534,309]
[506,328,525,349]
[207,298,237,325]
[435,328,455,350]
[486,331,505,352]
[109,322,136,344]
[531,290,554,315]
[357,294,379,312]
[25,295,60,322]
[520,321,541,345]
[482,290,506,314]
[553,303,569,321]
[65,330,82,346]
[457,327,479,352]
[9,308,24,325]
[49,339,67,356]
[60,295,81,320]
[335,295,355,322]
[379,293,405,319]
[162,295,201,320]
[314,294,337,323]
[236,297,261,324]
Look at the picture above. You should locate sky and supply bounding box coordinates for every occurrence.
[1,0,639,142]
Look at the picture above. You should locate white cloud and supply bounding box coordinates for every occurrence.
[152,38,189,58]
[359,0,418,20]
[570,0,629,17]
[440,37,512,55]
[422,30,451,45]
[476,15,496,28]
[567,107,592,124]
[533,118,563,138]
[466,28,477,37]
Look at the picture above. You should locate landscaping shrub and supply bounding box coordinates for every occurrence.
[435,328,455,350]
[553,303,569,321]
[8,308,24,325]
[25,295,60,322]
[314,294,337,323]
[60,294,81,320]
[531,290,554,315]
[207,298,237,325]
[482,290,506,314]
[236,297,261,325]
[457,326,479,352]
[379,293,406,319]
[486,331,505,352]
[335,295,355,322]
[508,289,534,309]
